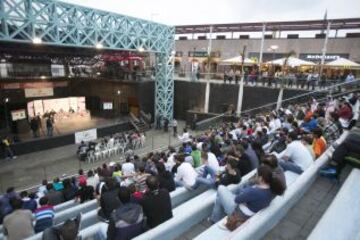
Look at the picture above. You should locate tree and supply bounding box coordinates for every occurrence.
[276,50,296,110]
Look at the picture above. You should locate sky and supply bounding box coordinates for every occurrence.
[61,0,360,26]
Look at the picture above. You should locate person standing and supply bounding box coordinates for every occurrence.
[46,117,53,137]
[172,119,178,137]
[30,117,39,138]
[156,115,161,129]
[2,136,16,160]
[163,118,169,132]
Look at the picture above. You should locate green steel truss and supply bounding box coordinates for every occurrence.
[0,0,175,120]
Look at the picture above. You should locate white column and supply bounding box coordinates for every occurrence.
[204,26,213,113]
[276,87,284,110]
[236,75,244,115]
[319,21,331,80]
[204,81,210,113]
[259,23,266,65]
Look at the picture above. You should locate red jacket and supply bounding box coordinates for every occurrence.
[338,105,352,120]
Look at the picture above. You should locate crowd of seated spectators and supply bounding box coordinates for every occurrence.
[0,92,358,239]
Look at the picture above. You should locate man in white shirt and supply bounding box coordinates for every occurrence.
[279,131,313,174]
[122,157,135,176]
[178,128,191,143]
[172,119,178,137]
[86,170,99,190]
[165,148,177,172]
[205,151,220,172]
[174,154,198,189]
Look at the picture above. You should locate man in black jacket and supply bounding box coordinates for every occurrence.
[320,123,360,178]
[139,176,173,228]
[98,178,121,221]
[107,187,144,240]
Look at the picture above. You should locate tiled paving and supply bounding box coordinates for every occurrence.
[264,165,351,240]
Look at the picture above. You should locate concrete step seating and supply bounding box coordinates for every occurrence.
[308,168,360,240]
[195,171,299,240]
[194,132,349,240]
[133,169,257,240]
[66,142,275,240]
[24,184,208,240]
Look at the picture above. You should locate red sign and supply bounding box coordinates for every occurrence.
[1,81,68,89]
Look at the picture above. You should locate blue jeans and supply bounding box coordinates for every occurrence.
[210,185,237,222]
[47,127,53,137]
[193,165,217,189]
[279,160,303,174]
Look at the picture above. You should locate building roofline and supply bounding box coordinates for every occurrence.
[175,18,360,34]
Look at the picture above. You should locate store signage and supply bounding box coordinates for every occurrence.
[25,88,54,98]
[1,81,68,89]
[75,128,97,144]
[299,53,349,61]
[11,109,27,121]
[175,51,183,57]
[188,51,221,58]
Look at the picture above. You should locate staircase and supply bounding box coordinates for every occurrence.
[130,112,150,132]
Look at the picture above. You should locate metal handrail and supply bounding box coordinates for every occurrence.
[196,79,360,128]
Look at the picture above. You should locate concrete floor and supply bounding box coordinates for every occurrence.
[264,165,352,240]
[0,121,192,193]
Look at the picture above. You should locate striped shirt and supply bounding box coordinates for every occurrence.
[34,205,55,233]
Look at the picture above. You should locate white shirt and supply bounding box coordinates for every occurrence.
[207,152,220,172]
[87,176,99,190]
[165,153,176,171]
[178,132,191,143]
[122,162,135,176]
[172,119,178,127]
[175,162,198,187]
[283,140,313,170]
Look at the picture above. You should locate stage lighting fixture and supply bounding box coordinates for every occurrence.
[32,37,42,44]
[96,43,103,49]
[138,47,145,52]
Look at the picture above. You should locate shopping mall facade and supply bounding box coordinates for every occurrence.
[174,18,360,73]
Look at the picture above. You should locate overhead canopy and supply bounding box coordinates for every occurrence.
[266,56,315,67]
[326,57,360,68]
[220,56,257,65]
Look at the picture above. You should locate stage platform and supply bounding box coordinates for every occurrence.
[17,115,123,141]
[1,117,133,157]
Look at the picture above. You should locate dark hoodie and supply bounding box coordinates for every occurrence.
[107,203,144,240]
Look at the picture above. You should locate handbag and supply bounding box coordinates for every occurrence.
[225,208,246,231]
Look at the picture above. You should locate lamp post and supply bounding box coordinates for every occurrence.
[3,98,9,130]
[117,90,121,116]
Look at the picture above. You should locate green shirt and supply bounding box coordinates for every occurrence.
[191,150,202,168]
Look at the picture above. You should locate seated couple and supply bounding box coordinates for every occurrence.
[174,152,241,190]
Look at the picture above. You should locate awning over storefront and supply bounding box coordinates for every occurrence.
[326,57,360,68]
[220,56,257,65]
[266,57,315,67]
